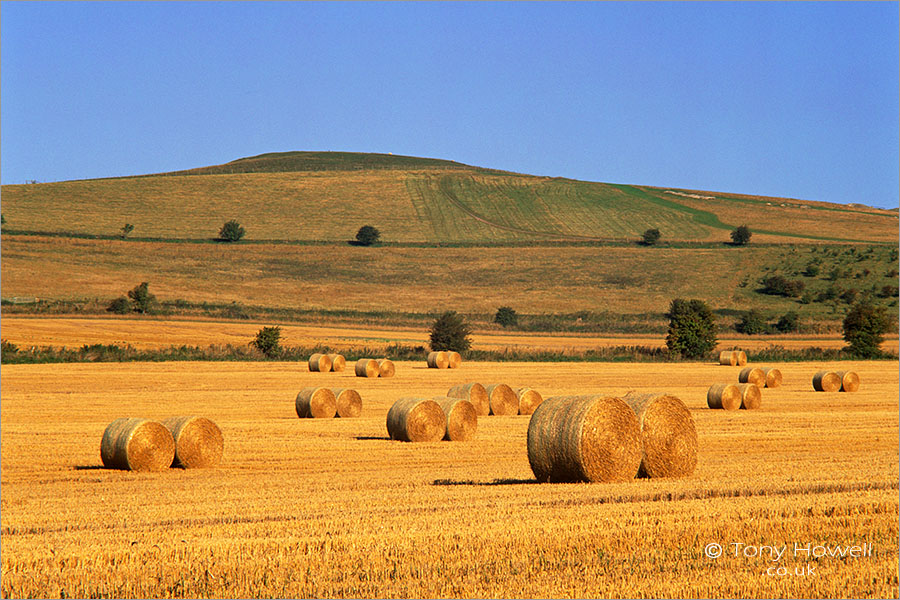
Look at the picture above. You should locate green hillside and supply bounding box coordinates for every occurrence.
[1,151,896,244]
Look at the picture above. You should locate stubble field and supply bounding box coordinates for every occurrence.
[2,359,897,598]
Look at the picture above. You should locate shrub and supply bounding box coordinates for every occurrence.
[120,223,134,239]
[494,306,518,328]
[429,311,472,352]
[775,311,800,333]
[355,225,381,246]
[127,282,157,314]
[803,263,820,277]
[730,225,752,245]
[735,310,768,335]
[665,298,718,358]
[251,326,282,358]
[879,285,899,298]
[840,287,859,304]
[760,275,805,298]
[641,228,661,246]
[219,220,245,242]
[107,296,131,314]
[842,301,895,358]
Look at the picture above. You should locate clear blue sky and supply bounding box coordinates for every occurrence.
[2,2,898,208]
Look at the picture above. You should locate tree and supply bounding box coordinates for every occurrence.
[252,326,282,358]
[842,301,895,358]
[735,310,767,335]
[775,311,800,333]
[429,311,472,352]
[641,228,661,246]
[106,296,131,314]
[665,298,718,358]
[355,225,381,246]
[730,225,752,246]
[494,306,518,328]
[219,220,245,242]
[760,275,804,298]
[120,223,135,239]
[127,282,157,314]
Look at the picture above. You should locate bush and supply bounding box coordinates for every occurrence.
[429,311,472,352]
[760,275,805,298]
[803,263,820,277]
[665,298,717,358]
[219,220,245,242]
[120,223,134,239]
[127,282,157,314]
[641,228,661,246]
[730,225,752,245]
[842,301,895,358]
[252,326,282,358]
[879,285,899,298]
[355,225,381,246]
[735,310,768,335]
[775,311,800,333]
[494,306,518,328]
[107,296,131,314]
[840,287,859,304]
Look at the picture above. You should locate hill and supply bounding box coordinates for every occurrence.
[2,151,896,244]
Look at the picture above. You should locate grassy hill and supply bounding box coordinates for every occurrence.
[2,151,896,244]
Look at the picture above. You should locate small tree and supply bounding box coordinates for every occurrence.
[107,296,131,314]
[641,228,661,246]
[775,311,800,333]
[429,311,472,352]
[355,225,381,246]
[735,310,767,335]
[842,301,895,358]
[252,326,282,358]
[494,306,518,328]
[730,225,752,246]
[665,298,718,358]
[127,282,157,314]
[120,223,135,239]
[219,220,245,242]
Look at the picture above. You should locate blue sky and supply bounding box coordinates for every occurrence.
[2,2,898,208]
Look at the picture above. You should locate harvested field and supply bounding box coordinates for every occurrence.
[1,359,897,598]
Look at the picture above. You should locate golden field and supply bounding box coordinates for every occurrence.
[2,359,898,598]
[2,315,899,355]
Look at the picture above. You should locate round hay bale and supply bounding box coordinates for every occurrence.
[386,398,445,442]
[718,351,737,366]
[308,353,333,373]
[485,383,518,416]
[737,383,761,410]
[331,388,362,418]
[736,350,748,366]
[516,387,544,416]
[623,391,698,479]
[355,358,380,378]
[427,351,450,369]
[377,358,395,378]
[161,416,224,469]
[527,395,642,483]
[738,366,766,387]
[763,368,782,388]
[295,387,337,418]
[328,354,346,372]
[812,371,841,392]
[100,418,175,472]
[447,351,462,369]
[706,384,741,410]
[434,397,478,441]
[446,382,490,416]
[837,371,860,393]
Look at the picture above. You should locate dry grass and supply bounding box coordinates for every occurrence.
[2,360,897,597]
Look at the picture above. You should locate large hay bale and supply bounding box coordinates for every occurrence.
[763,368,783,388]
[386,398,445,442]
[738,366,766,387]
[707,383,741,410]
[737,383,761,410]
[377,358,395,378]
[812,371,841,392]
[446,382,490,416]
[100,418,175,472]
[485,383,518,416]
[736,350,748,366]
[308,353,333,373]
[328,354,346,372]
[434,397,478,441]
[718,351,737,366]
[295,387,337,418]
[427,351,450,369]
[516,387,544,416]
[527,395,642,483]
[161,416,224,469]
[622,391,698,479]
[355,358,380,378]
[331,388,362,418]
[448,351,462,369]
[837,371,860,392]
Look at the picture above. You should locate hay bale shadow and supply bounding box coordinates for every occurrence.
[433,478,537,486]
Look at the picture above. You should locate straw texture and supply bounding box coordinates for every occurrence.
[377,359,395,378]
[434,397,478,441]
[446,383,490,416]
[386,398,445,442]
[296,387,338,418]
[837,371,860,392]
[331,388,363,418]
[812,371,841,392]
[328,354,346,372]
[707,383,741,410]
[161,416,224,469]
[308,353,333,373]
[623,392,698,479]
[100,417,175,472]
[737,383,762,410]
[516,387,544,416]
[355,358,380,378]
